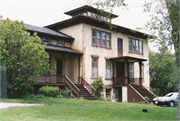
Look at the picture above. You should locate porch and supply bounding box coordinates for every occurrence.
[110,56,147,87]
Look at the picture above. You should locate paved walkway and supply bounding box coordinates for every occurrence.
[0,102,43,109]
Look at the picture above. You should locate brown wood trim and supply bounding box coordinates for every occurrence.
[105,78,112,80]
[91,44,112,49]
[104,57,110,59]
[105,87,112,89]
[128,51,143,55]
[91,77,98,79]
[91,55,99,58]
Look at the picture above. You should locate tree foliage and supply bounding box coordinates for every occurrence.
[149,50,178,96]
[0,19,49,98]
[94,0,127,29]
[143,0,180,118]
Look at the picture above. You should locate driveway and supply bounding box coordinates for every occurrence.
[0,102,43,109]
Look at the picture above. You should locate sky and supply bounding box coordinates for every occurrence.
[0,0,156,50]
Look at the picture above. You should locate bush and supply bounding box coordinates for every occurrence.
[59,89,72,98]
[39,86,59,97]
[91,76,104,99]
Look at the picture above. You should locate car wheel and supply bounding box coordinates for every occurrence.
[169,101,175,107]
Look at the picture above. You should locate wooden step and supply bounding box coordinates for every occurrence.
[75,84,96,100]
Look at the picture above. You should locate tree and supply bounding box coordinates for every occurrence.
[95,0,180,118]
[143,0,180,118]
[149,49,178,96]
[0,19,49,98]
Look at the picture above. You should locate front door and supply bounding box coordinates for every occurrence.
[116,62,124,77]
[118,39,123,57]
[57,59,62,75]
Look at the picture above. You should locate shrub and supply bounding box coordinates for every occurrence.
[39,86,59,97]
[91,76,104,99]
[144,96,150,101]
[59,89,72,98]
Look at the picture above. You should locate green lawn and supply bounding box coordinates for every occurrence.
[0,98,179,121]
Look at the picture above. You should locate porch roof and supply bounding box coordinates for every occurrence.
[110,56,147,62]
[45,45,83,55]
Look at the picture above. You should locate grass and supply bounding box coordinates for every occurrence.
[0,97,179,121]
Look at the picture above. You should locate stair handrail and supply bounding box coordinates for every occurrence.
[65,75,80,98]
[129,84,149,103]
[141,86,156,97]
[81,77,96,98]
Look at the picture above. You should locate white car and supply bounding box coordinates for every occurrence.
[153,92,179,107]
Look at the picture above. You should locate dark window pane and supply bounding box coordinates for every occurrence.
[97,31,101,45]
[118,40,122,49]
[88,12,91,16]
[102,32,106,47]
[132,39,135,52]
[136,40,139,53]
[92,29,96,45]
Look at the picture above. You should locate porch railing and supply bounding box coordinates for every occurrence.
[129,78,140,85]
[35,74,65,83]
[80,77,96,98]
[65,75,80,98]
[113,77,140,85]
[113,77,124,85]
[35,74,80,97]
[128,84,149,103]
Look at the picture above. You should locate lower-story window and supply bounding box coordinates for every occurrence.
[92,57,98,78]
[106,89,111,97]
[106,60,111,79]
[129,63,134,78]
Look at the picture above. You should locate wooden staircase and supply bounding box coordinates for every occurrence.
[131,85,156,102]
[75,84,96,100]
[64,76,96,100]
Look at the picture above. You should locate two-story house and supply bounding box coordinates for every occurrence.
[1,5,156,102]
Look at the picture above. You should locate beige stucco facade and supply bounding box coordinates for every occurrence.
[58,22,149,102]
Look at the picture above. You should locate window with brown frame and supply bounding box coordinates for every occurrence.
[128,38,143,54]
[92,57,98,78]
[106,60,111,79]
[129,63,134,79]
[92,29,111,48]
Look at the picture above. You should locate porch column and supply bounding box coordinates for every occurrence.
[112,60,114,86]
[78,56,81,84]
[139,61,142,86]
[124,58,128,85]
[62,54,65,75]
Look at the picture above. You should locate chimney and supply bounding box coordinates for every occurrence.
[86,0,93,7]
[0,15,3,20]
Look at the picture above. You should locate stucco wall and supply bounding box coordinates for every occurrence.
[82,23,149,88]
[58,23,149,89]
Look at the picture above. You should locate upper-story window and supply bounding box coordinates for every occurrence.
[128,37,143,54]
[42,36,50,44]
[88,12,91,16]
[57,39,64,46]
[92,29,111,48]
